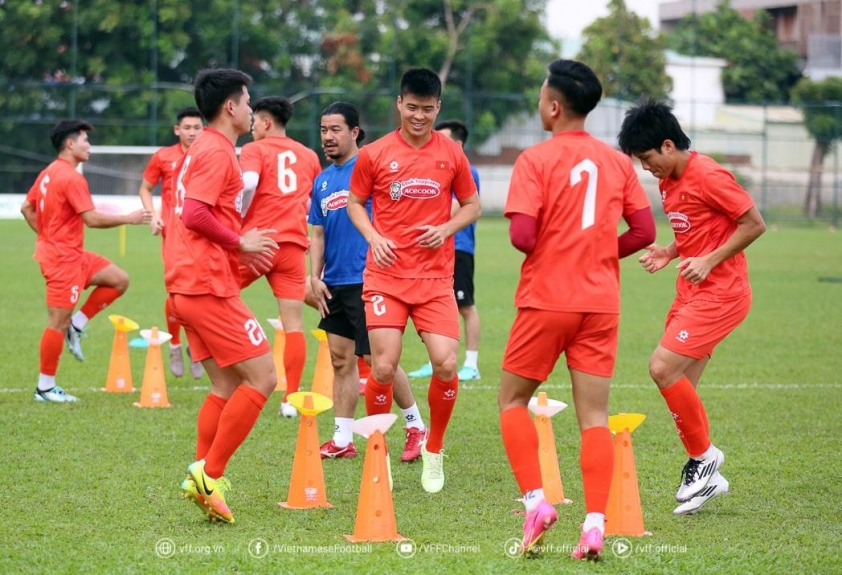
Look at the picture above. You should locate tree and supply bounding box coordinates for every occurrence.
[577,0,671,101]
[791,77,842,219]
[666,0,801,103]
[0,0,556,192]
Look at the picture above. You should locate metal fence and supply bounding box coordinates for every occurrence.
[1,82,839,224]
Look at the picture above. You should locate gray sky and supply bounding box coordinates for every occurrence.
[546,0,662,38]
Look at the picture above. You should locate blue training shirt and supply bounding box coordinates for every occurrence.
[453,164,481,255]
[308,155,371,286]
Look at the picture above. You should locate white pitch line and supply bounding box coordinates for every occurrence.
[1,382,840,394]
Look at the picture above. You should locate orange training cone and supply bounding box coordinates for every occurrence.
[133,326,172,408]
[529,392,572,505]
[605,413,649,537]
[310,328,334,401]
[279,391,334,509]
[345,414,405,542]
[103,314,139,393]
[266,318,287,393]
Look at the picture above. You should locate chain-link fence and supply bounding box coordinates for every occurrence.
[1,82,839,224]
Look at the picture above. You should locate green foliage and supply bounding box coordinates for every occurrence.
[577,0,672,100]
[2,219,841,572]
[666,0,801,103]
[791,77,842,143]
[0,1,555,152]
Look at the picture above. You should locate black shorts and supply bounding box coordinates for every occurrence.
[454,250,475,308]
[317,283,370,356]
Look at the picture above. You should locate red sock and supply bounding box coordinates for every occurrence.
[165,298,181,346]
[39,327,64,376]
[365,376,393,415]
[425,374,458,453]
[357,356,371,382]
[500,406,542,493]
[282,330,306,401]
[580,426,614,514]
[700,402,710,437]
[204,385,267,478]
[79,286,122,320]
[196,394,228,461]
[660,376,711,457]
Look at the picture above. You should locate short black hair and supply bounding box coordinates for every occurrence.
[253,96,294,127]
[400,68,441,99]
[435,119,468,144]
[618,99,691,155]
[176,106,203,123]
[321,101,366,145]
[50,119,94,152]
[546,59,602,118]
[193,68,252,122]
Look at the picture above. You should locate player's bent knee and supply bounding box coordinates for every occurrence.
[648,356,679,389]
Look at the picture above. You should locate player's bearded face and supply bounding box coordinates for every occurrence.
[398,95,440,137]
[320,114,353,160]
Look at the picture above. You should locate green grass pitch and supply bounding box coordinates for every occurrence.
[1,217,840,573]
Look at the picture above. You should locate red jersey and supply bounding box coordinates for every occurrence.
[350,129,477,279]
[142,143,184,229]
[240,136,320,248]
[505,131,650,314]
[25,158,95,265]
[660,152,756,302]
[164,128,244,297]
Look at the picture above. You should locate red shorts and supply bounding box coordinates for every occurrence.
[502,308,619,381]
[240,243,306,300]
[40,251,111,309]
[362,273,460,340]
[167,293,271,368]
[661,294,751,359]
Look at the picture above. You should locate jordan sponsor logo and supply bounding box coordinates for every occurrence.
[375,393,387,405]
[668,211,691,233]
[443,389,456,400]
[320,190,349,215]
[390,178,442,201]
[676,329,689,343]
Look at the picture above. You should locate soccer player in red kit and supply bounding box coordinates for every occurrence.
[618,100,766,516]
[238,96,321,418]
[138,106,204,379]
[347,68,481,493]
[498,60,656,559]
[165,69,279,524]
[21,120,151,402]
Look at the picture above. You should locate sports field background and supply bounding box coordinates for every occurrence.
[1,217,840,573]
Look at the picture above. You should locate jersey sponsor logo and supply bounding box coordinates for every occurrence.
[390,178,442,201]
[320,190,349,215]
[436,160,449,170]
[676,329,689,343]
[668,211,691,233]
[389,160,399,172]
